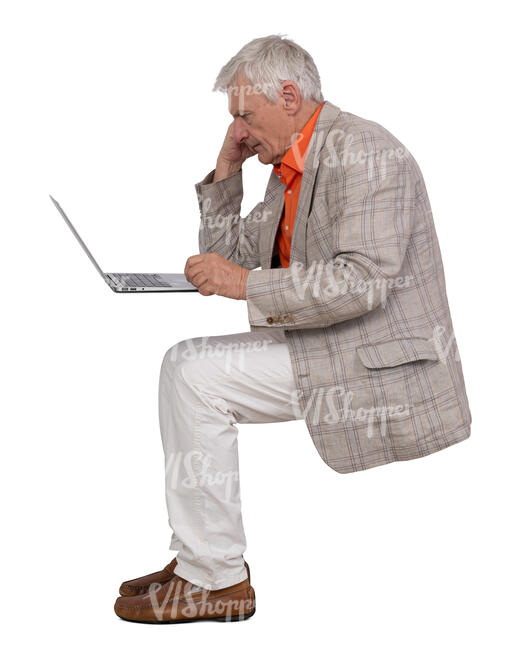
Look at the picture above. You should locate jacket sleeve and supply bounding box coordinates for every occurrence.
[245,139,416,329]
[195,168,263,270]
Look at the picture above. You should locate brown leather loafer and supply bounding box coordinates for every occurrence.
[119,558,178,597]
[114,574,255,623]
[119,558,251,597]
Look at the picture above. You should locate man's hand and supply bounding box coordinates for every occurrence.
[214,122,257,182]
[184,253,250,300]
[218,121,256,167]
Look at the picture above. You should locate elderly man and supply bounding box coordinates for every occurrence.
[114,34,471,623]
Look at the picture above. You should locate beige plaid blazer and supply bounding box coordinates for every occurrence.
[195,100,471,473]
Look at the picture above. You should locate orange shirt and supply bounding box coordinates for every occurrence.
[273,101,325,267]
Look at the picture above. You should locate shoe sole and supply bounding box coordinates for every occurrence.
[116,608,256,624]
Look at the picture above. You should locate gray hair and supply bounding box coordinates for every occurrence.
[213,34,324,105]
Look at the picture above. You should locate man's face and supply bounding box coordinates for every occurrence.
[228,74,295,166]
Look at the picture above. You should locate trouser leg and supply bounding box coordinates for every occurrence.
[158,328,302,590]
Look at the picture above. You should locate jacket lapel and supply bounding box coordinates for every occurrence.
[290,100,341,266]
[260,169,285,269]
[260,100,342,270]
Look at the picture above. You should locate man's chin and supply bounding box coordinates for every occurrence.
[256,149,271,164]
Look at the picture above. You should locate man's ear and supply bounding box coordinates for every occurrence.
[281,80,301,114]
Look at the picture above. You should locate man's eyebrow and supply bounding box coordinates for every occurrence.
[230,110,252,118]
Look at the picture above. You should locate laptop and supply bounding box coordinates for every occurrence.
[50,195,198,293]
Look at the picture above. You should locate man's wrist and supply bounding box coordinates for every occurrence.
[239,268,250,300]
[214,159,242,182]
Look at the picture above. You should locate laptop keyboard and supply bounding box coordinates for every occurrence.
[108,273,172,288]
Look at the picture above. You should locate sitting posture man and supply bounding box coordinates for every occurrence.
[114,34,471,623]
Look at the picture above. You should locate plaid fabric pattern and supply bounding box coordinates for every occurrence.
[195,101,471,473]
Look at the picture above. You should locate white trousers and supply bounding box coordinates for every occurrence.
[158,328,303,590]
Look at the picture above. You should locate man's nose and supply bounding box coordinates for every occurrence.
[233,118,249,144]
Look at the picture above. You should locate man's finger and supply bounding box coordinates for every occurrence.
[184,257,207,281]
[185,254,206,267]
[184,255,201,274]
[184,254,208,275]
[196,277,215,296]
[187,267,209,287]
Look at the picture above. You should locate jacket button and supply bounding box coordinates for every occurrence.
[266,317,274,324]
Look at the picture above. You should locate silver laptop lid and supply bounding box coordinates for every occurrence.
[49,195,105,279]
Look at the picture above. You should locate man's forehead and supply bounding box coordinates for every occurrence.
[227,76,263,116]
[228,92,252,116]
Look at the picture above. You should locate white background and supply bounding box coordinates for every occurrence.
[1,0,513,648]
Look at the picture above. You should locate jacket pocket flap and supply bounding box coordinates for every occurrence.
[356,337,439,369]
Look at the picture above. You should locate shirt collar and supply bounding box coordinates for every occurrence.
[274,101,325,176]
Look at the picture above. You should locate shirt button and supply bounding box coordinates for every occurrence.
[287,189,292,194]
[285,225,289,230]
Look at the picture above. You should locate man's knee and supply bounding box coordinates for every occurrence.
[161,334,247,385]
[161,338,203,384]
[162,339,188,371]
